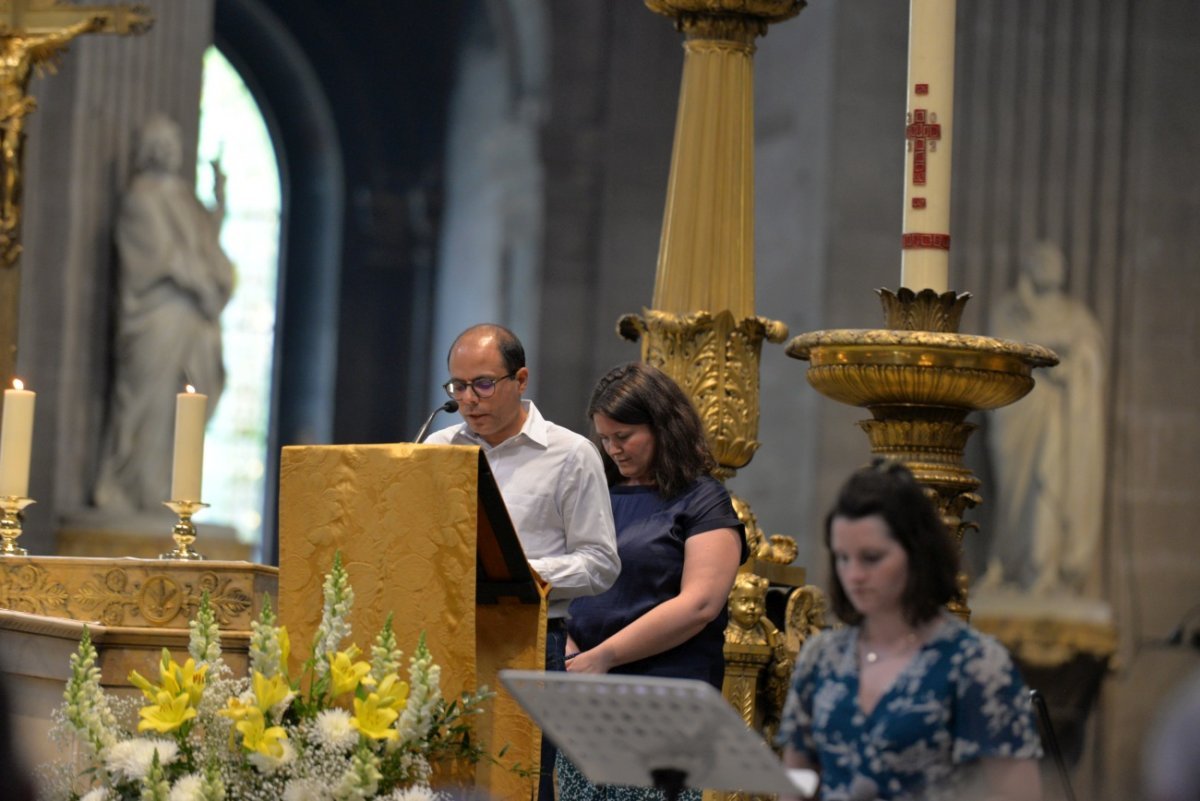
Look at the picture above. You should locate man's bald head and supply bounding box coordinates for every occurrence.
[448,324,526,374]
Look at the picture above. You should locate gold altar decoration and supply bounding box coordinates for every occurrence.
[0,555,275,629]
[787,289,1058,615]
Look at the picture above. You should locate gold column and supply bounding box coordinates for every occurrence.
[624,0,801,480]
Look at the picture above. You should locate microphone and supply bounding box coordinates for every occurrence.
[415,399,458,443]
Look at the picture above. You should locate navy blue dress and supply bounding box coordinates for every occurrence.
[558,476,746,801]
[566,476,747,689]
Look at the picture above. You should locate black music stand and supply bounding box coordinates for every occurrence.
[500,670,817,800]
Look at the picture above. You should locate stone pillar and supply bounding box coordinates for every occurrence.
[17,0,215,551]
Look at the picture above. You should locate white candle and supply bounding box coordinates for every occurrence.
[0,379,35,498]
[171,385,207,501]
[900,0,957,294]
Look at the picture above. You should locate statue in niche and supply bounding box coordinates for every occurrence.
[94,114,235,511]
[986,241,1105,596]
[726,573,792,742]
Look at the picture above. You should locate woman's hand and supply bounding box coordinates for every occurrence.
[564,646,615,675]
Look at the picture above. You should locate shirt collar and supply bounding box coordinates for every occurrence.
[455,399,549,450]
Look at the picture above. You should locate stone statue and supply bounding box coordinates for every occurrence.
[94,114,234,511]
[725,573,792,742]
[987,241,1105,596]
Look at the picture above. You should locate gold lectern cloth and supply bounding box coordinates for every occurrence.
[279,443,544,799]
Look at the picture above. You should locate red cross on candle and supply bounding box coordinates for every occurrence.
[906,109,941,186]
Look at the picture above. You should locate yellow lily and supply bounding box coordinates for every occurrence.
[350,693,399,741]
[137,688,197,734]
[218,694,257,722]
[236,707,289,758]
[328,646,374,697]
[168,656,208,708]
[128,649,207,709]
[252,670,293,714]
[374,673,410,711]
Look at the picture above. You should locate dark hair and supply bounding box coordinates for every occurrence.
[587,362,715,498]
[447,324,526,374]
[824,458,959,626]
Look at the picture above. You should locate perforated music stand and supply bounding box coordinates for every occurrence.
[500,670,813,800]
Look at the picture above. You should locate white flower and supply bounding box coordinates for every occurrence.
[80,789,112,801]
[104,738,179,782]
[283,778,330,801]
[168,774,205,801]
[315,708,358,752]
[384,786,442,801]
[248,737,297,773]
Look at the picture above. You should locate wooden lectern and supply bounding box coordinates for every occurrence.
[278,443,547,801]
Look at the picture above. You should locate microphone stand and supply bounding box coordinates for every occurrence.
[415,400,459,443]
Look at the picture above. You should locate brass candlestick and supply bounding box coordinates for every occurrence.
[0,495,34,555]
[787,289,1058,616]
[161,500,209,560]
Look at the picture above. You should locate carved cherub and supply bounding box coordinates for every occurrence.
[726,573,793,742]
[731,496,799,565]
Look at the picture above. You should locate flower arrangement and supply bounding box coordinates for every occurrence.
[47,553,493,801]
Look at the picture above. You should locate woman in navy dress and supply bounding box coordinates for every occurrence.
[778,460,1043,801]
[559,362,747,800]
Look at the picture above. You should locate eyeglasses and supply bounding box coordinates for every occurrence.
[442,373,516,399]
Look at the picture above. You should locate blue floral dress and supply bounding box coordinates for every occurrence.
[778,614,1042,800]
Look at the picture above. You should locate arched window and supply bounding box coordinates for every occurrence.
[194,45,281,558]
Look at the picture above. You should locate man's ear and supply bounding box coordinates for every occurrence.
[515,367,530,393]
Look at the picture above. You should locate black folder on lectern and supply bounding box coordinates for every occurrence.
[475,451,544,605]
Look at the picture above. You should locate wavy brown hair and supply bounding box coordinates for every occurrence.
[587,362,715,498]
[824,459,959,626]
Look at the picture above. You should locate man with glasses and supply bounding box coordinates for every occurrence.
[425,323,619,801]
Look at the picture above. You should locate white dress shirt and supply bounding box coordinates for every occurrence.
[425,400,620,618]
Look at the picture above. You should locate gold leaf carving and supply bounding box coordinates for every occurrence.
[0,563,68,615]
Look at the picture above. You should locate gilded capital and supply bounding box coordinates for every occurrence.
[619,309,787,476]
[645,0,806,30]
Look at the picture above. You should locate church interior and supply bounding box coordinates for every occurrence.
[1,1,1197,799]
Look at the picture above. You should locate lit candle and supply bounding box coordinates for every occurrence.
[171,385,207,501]
[0,379,35,498]
[900,0,956,294]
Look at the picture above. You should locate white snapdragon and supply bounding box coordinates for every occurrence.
[333,746,382,801]
[63,627,119,755]
[395,635,441,748]
[370,613,403,683]
[188,591,222,666]
[312,553,354,677]
[249,595,287,677]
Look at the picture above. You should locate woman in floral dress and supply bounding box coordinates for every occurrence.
[778,460,1043,801]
